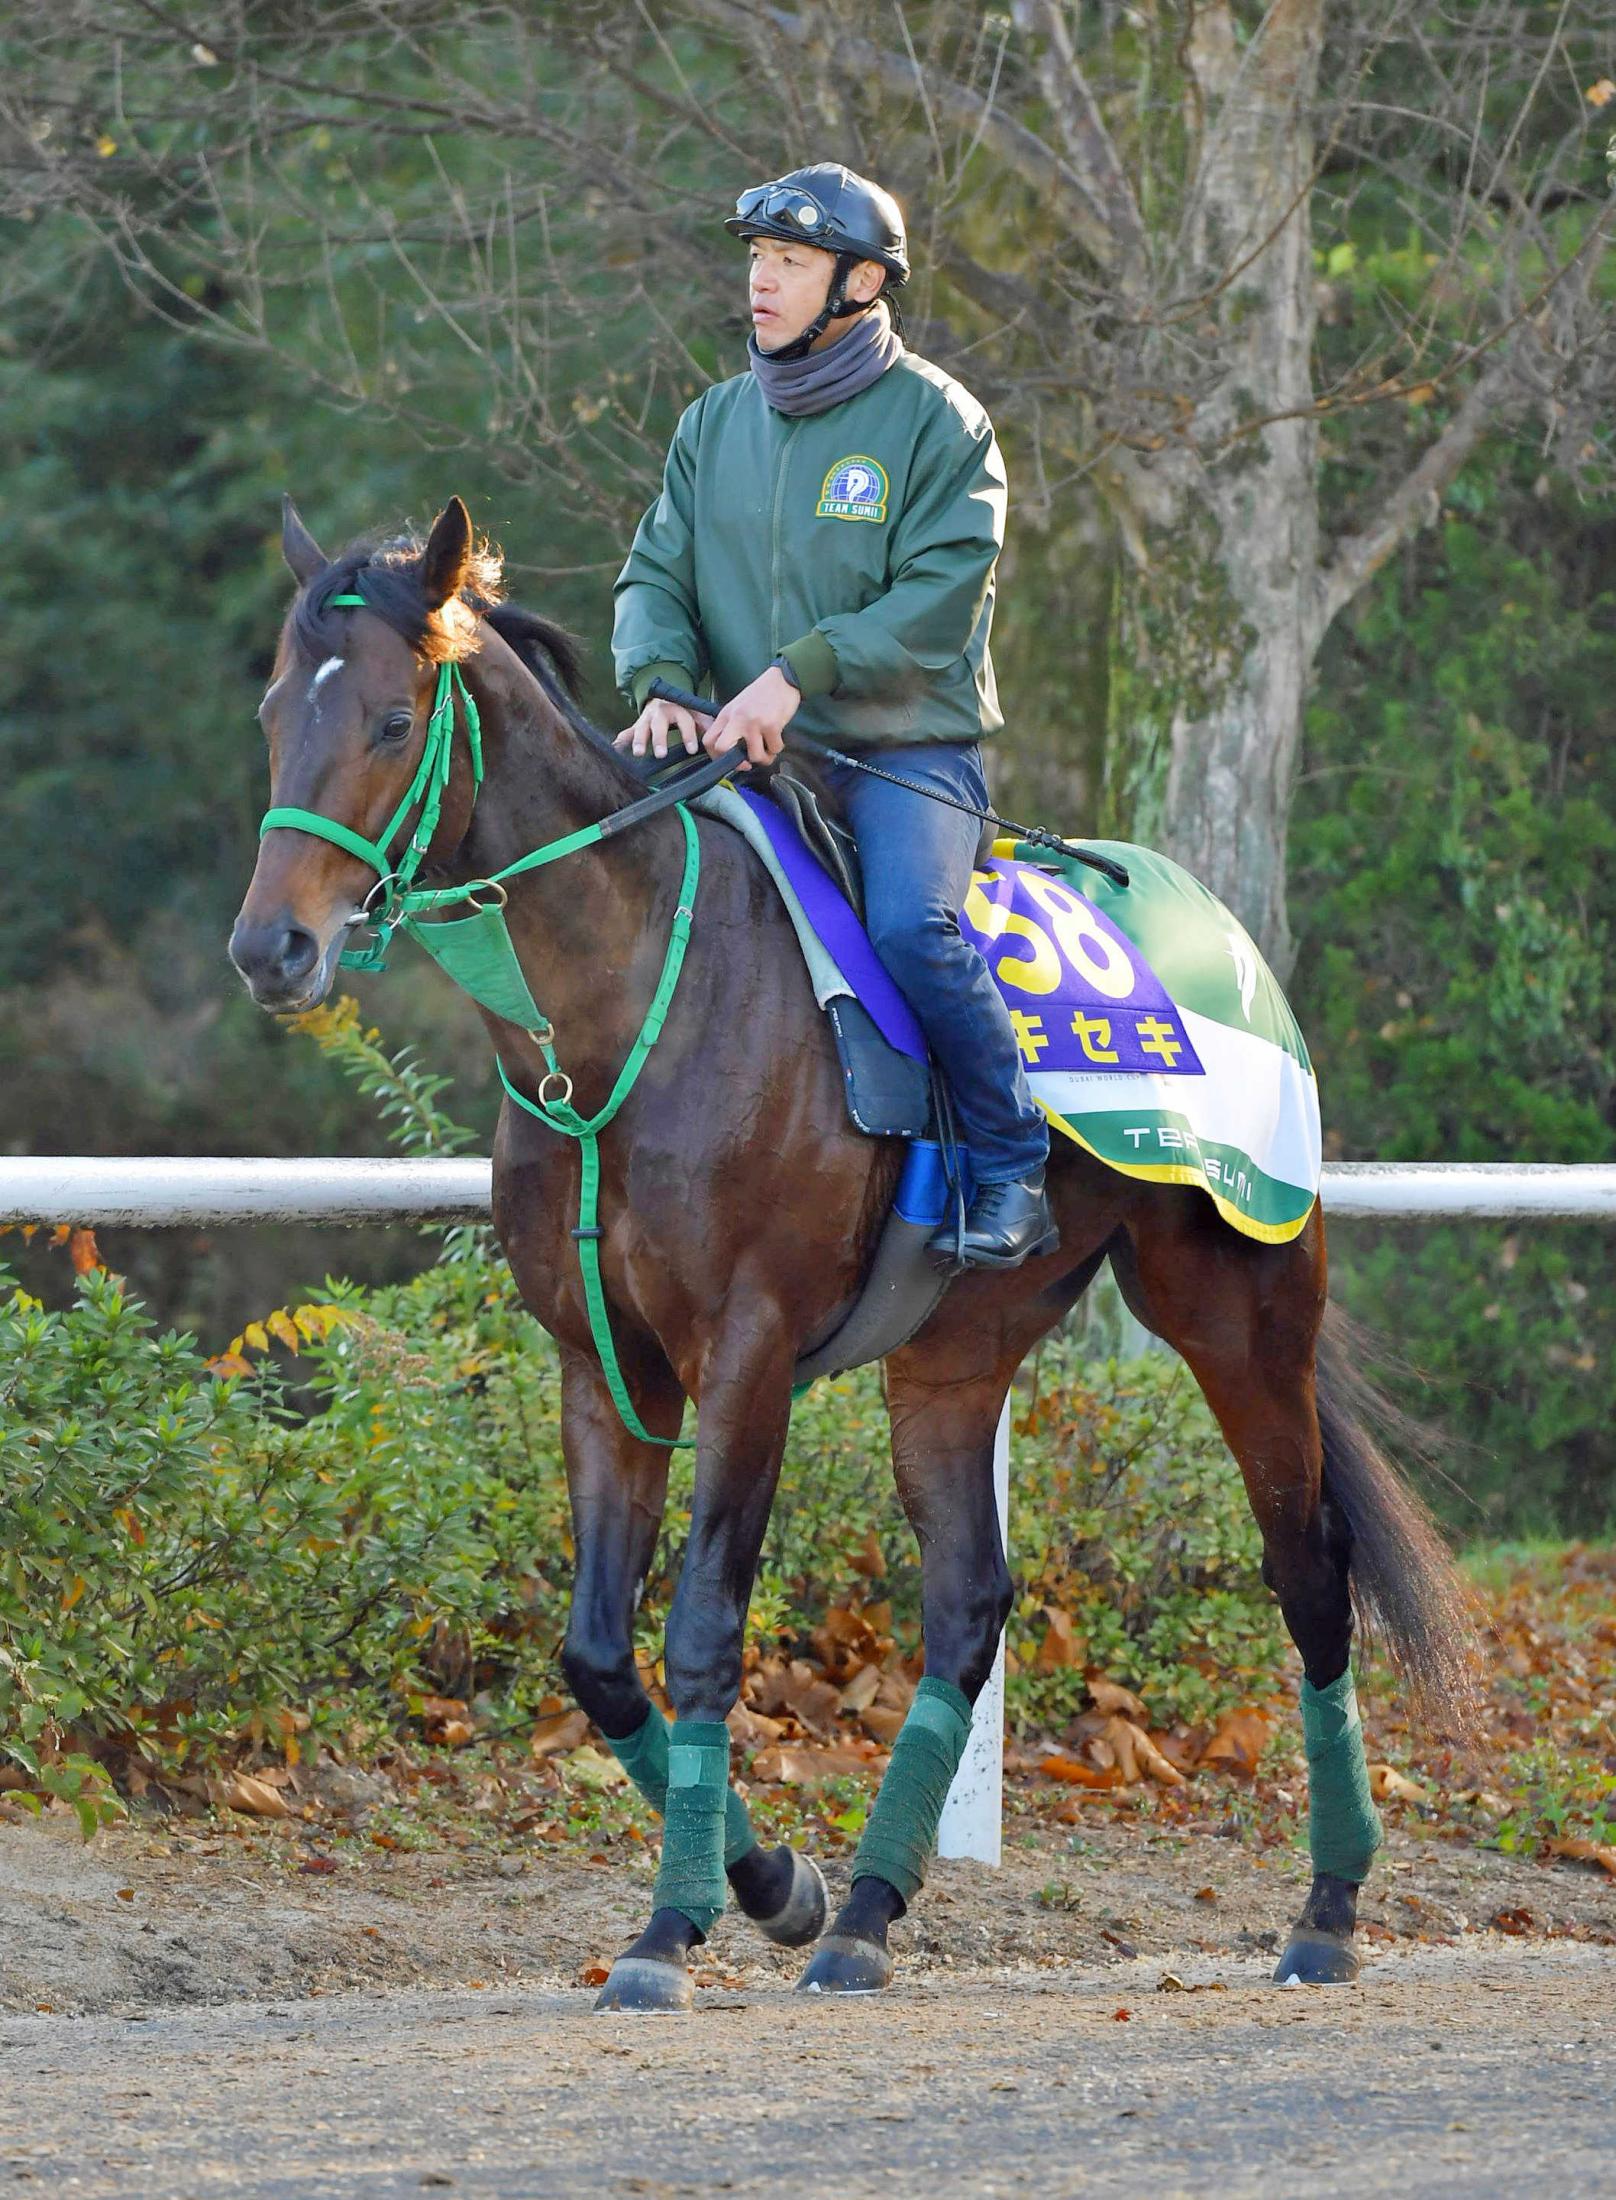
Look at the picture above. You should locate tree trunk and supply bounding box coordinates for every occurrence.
[1102,0,1324,977]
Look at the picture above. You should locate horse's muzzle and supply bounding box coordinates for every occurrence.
[228,912,343,1012]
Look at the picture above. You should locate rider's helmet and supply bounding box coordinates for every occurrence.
[725,162,909,360]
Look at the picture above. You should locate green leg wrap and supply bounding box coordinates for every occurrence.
[1301,1666,1383,1883]
[650,1720,732,1937]
[603,1704,756,1870]
[850,1676,972,1906]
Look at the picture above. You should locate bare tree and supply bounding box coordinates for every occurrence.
[3,0,1611,964]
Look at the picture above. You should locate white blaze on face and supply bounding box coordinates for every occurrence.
[307,656,345,722]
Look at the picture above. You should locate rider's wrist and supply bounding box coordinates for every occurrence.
[776,630,839,700]
[629,660,697,713]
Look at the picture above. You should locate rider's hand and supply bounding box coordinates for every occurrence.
[614,696,710,760]
[703,665,800,770]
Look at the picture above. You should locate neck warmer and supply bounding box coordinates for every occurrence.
[748,304,904,417]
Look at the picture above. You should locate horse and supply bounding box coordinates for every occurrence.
[230,494,1476,2011]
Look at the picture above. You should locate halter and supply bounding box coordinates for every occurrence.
[256,583,708,1447]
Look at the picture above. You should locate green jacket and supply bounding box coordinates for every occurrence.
[612,352,1006,749]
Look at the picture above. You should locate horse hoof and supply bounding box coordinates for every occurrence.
[1272,1927,1360,1986]
[754,1851,829,1949]
[795,1932,893,1995]
[593,1956,695,2013]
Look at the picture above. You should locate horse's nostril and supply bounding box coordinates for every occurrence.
[275,926,321,986]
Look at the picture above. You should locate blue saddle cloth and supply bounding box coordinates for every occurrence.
[737,789,927,1061]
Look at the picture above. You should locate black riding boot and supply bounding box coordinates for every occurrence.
[928,1166,1058,1271]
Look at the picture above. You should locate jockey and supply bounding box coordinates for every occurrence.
[613,162,1054,1270]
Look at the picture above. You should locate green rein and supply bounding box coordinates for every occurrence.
[258,590,698,1449]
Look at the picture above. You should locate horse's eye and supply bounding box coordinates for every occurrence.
[380,711,415,743]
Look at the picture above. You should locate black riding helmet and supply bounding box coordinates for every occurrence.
[725,162,909,361]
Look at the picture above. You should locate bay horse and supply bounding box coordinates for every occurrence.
[231,496,1474,2010]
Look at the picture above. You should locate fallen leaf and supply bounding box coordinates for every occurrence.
[1093,1716,1186,1788]
[1368,1763,1426,1805]
[1456,1788,1508,1819]
[1159,1724,1210,1774]
[751,1742,883,1785]
[1200,1706,1272,1776]
[1087,1676,1147,1722]
[1037,1607,1084,1672]
[1194,1886,1219,1904]
[1490,1906,1536,1936]
[578,1962,611,1987]
[1039,1752,1121,1790]
[115,1888,135,1903]
[860,1706,907,1747]
[838,1664,883,1715]
[751,1659,843,1737]
[299,1854,339,1875]
[217,1773,290,1819]
[1546,1837,1616,1877]
[562,1746,628,1791]
[529,1709,589,1758]
[849,1527,887,1579]
[415,1696,477,1748]
[727,1702,784,1749]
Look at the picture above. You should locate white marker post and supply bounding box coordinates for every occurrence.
[936,1398,1011,1866]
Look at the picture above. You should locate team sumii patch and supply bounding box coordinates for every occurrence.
[816,455,889,522]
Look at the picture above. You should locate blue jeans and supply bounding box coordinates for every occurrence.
[820,742,1049,1184]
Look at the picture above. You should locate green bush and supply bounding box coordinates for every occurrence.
[1,1234,1284,1807]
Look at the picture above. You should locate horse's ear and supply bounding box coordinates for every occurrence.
[281,494,326,584]
[420,496,474,611]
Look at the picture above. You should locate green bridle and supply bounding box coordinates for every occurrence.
[256,585,701,1447]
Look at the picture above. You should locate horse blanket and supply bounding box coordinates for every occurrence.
[716,790,1322,1248]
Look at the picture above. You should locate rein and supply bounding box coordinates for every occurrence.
[647,677,1132,890]
[258,587,711,1448]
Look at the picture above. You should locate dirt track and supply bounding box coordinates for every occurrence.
[5,1948,1614,2198]
[2,1813,1612,2196]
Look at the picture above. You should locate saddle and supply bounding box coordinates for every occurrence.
[751,761,994,1141]
[764,760,998,916]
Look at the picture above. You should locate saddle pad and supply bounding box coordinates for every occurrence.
[963,840,1321,1245]
[734,788,927,1060]
[708,787,1320,1246]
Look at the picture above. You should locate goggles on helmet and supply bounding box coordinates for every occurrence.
[732,181,837,242]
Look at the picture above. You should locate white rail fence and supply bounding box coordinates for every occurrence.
[7,1157,1616,1226]
[7,1156,1616,1863]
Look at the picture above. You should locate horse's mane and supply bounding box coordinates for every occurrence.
[290,528,645,798]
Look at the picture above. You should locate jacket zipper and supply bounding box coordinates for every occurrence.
[767,417,804,657]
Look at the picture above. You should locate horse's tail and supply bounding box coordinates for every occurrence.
[1315,1303,1481,1729]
